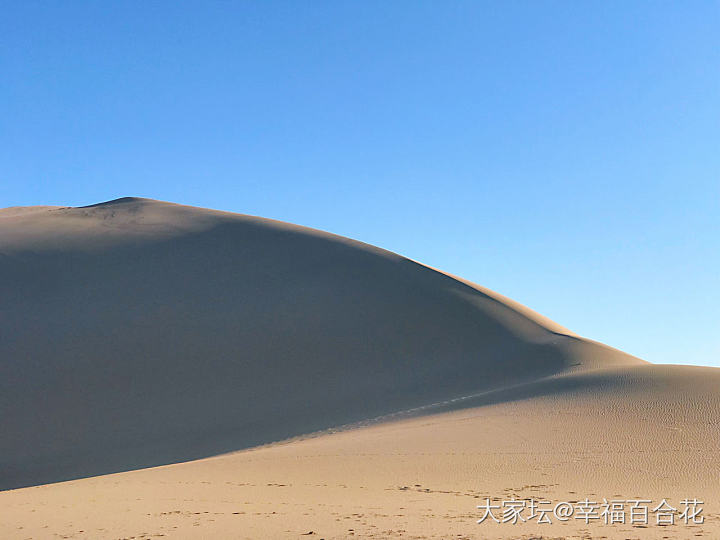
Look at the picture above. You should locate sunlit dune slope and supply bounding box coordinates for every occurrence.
[2,363,718,540]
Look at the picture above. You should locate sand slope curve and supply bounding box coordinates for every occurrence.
[0,197,643,491]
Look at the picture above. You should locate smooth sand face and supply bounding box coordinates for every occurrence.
[1,198,716,539]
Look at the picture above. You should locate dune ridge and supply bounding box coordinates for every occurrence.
[0,197,645,492]
[1,198,718,539]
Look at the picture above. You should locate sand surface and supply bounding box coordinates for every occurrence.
[1,198,717,539]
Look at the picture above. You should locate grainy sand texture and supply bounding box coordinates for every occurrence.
[1,198,717,539]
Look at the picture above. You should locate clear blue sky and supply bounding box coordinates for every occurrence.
[2,2,718,366]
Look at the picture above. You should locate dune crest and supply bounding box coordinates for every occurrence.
[1,198,643,491]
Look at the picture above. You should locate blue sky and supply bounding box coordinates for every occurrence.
[2,2,718,366]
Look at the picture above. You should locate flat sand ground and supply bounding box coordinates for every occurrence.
[1,199,718,539]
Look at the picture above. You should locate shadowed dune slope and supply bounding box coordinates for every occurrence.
[0,198,643,490]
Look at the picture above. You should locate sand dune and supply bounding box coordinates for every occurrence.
[1,198,716,539]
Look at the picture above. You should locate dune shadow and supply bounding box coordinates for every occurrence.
[0,212,635,491]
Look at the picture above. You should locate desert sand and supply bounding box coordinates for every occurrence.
[1,197,717,539]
